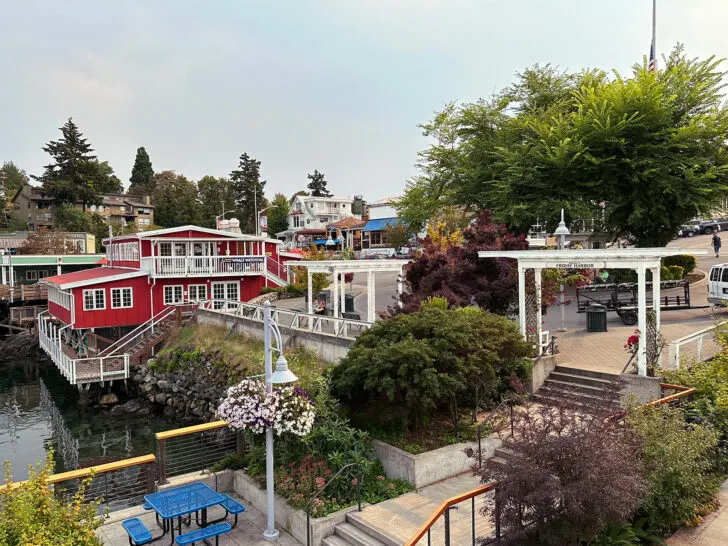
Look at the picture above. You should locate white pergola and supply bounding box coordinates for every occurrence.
[292,260,406,322]
[478,248,708,376]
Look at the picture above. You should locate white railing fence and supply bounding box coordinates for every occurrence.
[198,299,372,339]
[153,255,265,277]
[667,321,726,369]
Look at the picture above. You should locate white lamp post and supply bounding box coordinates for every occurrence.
[262,300,298,541]
[553,209,571,332]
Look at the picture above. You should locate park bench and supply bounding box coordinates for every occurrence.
[121,517,153,545]
[175,521,231,545]
[219,493,246,527]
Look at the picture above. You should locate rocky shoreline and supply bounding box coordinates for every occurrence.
[0,329,44,362]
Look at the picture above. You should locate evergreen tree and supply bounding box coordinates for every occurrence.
[306,169,332,197]
[267,193,290,236]
[230,153,266,233]
[151,171,201,227]
[198,175,236,228]
[34,118,104,210]
[128,147,155,196]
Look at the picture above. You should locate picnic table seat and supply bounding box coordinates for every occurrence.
[122,517,153,545]
[219,493,246,527]
[175,521,231,545]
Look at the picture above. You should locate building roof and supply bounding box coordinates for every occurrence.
[40,267,148,290]
[361,217,402,232]
[369,197,400,207]
[328,217,366,229]
[107,225,282,244]
[0,236,28,249]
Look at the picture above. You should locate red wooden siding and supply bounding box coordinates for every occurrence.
[48,301,71,324]
[71,276,151,329]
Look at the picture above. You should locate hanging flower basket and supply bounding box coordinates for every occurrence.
[217,378,315,437]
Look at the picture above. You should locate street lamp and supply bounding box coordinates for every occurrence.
[262,300,298,542]
[553,208,571,332]
[215,206,234,230]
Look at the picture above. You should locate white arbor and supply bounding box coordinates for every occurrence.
[478,248,708,376]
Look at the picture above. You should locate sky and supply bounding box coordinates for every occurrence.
[2,1,728,202]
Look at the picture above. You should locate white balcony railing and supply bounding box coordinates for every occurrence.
[153,255,266,277]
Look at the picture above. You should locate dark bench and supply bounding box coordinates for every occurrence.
[175,521,231,545]
[219,493,246,527]
[122,518,153,546]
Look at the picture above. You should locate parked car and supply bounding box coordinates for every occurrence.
[696,219,721,235]
[677,224,700,238]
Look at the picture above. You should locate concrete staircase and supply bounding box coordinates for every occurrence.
[322,518,390,546]
[535,366,620,408]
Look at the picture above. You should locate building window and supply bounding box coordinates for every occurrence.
[163,285,183,305]
[26,270,38,281]
[189,284,207,302]
[38,270,49,279]
[83,289,106,311]
[111,287,133,309]
[159,242,172,256]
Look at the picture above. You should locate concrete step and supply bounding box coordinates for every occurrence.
[534,389,621,412]
[544,379,613,396]
[346,512,401,546]
[323,534,355,546]
[554,366,619,382]
[547,371,616,388]
[335,522,387,546]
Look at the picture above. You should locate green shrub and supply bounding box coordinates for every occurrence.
[259,286,278,295]
[0,454,104,545]
[331,306,531,430]
[662,255,697,275]
[660,265,671,281]
[667,265,685,280]
[627,405,720,534]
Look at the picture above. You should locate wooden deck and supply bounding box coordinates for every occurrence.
[0,284,48,302]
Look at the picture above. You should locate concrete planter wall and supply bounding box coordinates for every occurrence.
[234,470,361,546]
[527,354,557,394]
[620,372,664,404]
[372,437,502,489]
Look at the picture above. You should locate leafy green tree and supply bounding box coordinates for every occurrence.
[307,169,332,197]
[197,175,236,228]
[34,118,108,211]
[383,221,413,250]
[151,171,201,227]
[400,48,728,246]
[267,193,290,236]
[128,146,154,196]
[0,162,29,192]
[331,303,531,430]
[230,153,265,233]
[90,160,122,194]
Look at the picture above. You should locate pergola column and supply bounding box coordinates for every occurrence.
[333,268,339,318]
[397,266,404,309]
[340,270,346,316]
[57,263,62,275]
[534,267,543,351]
[636,263,647,376]
[367,271,375,322]
[307,270,313,315]
[651,265,661,332]
[517,264,526,337]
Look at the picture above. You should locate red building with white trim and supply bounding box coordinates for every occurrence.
[37,225,296,385]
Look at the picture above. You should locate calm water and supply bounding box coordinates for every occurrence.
[0,358,174,481]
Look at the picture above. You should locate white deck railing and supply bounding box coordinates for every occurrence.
[37,313,129,385]
[153,255,266,277]
[667,321,726,369]
[198,299,373,339]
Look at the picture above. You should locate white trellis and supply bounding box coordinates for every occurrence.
[478,248,708,376]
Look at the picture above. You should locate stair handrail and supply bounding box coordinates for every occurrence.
[404,482,500,546]
[305,462,362,546]
[476,394,520,469]
[100,306,178,357]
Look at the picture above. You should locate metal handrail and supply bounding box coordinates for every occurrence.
[101,306,177,357]
[476,396,517,469]
[667,321,726,368]
[621,352,636,374]
[306,462,363,546]
[404,482,499,546]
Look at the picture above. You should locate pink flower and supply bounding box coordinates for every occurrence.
[351,478,358,486]
[315,477,325,489]
[376,475,385,481]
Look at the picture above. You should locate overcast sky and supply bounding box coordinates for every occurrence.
[2,1,727,201]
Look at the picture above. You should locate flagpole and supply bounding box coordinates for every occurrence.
[652,0,657,70]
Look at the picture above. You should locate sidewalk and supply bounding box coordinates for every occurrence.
[667,479,728,545]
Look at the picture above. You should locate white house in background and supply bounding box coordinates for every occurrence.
[276,194,365,248]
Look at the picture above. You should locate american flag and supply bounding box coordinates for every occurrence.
[649,42,656,72]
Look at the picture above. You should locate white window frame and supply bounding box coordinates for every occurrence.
[25,270,38,281]
[163,285,184,305]
[111,287,133,309]
[83,289,106,311]
[188,284,207,302]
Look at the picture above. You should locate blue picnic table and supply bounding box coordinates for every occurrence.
[144,482,226,544]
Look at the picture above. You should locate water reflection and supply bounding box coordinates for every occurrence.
[0,359,173,480]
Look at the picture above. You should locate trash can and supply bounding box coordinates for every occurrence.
[586,304,608,332]
[345,294,355,313]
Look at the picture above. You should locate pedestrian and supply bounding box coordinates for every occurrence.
[713,232,722,258]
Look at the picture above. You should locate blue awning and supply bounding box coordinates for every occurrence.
[362,217,402,232]
[312,237,344,245]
